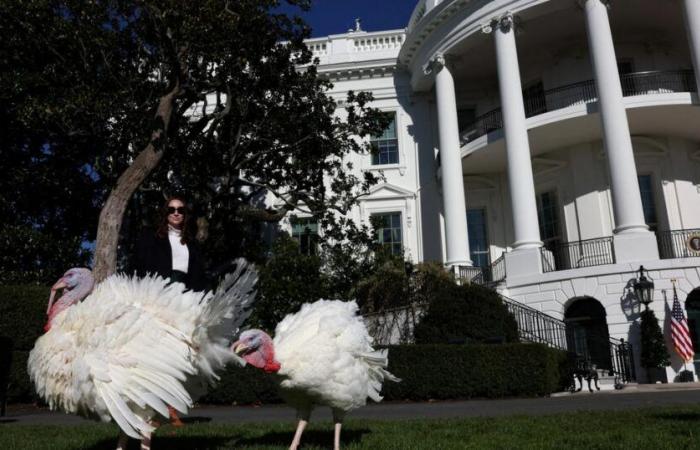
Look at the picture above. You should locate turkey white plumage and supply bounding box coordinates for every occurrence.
[232,299,399,450]
[28,261,257,449]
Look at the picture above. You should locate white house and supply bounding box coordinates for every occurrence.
[281,0,700,383]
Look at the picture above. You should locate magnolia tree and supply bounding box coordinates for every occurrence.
[2,0,387,282]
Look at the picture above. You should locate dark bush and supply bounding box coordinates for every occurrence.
[197,343,566,405]
[249,235,328,331]
[200,365,281,405]
[354,257,407,313]
[0,285,47,402]
[355,259,455,313]
[383,344,567,400]
[414,283,519,344]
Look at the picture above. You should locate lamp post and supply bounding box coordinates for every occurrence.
[633,265,655,310]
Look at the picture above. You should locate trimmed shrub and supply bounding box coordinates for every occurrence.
[414,283,519,344]
[0,285,47,351]
[197,343,566,405]
[0,285,48,402]
[383,344,567,400]
[200,365,280,405]
[640,308,670,370]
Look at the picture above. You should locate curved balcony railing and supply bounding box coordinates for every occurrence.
[541,236,615,273]
[460,69,697,145]
[657,228,700,259]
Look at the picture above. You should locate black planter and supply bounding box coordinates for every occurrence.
[645,366,667,384]
[678,370,695,383]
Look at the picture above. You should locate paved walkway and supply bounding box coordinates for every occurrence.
[4,383,700,426]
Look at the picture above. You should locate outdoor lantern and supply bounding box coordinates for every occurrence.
[633,265,655,308]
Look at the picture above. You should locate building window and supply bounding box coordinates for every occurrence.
[371,113,399,165]
[467,208,490,268]
[372,212,403,255]
[638,174,658,232]
[537,191,561,248]
[290,217,319,255]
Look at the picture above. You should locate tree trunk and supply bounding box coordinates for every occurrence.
[92,86,180,282]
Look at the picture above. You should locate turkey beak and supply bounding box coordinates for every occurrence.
[47,278,68,315]
[232,342,248,356]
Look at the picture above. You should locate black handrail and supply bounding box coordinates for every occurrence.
[500,294,569,351]
[657,228,700,259]
[541,236,615,273]
[609,337,636,384]
[460,69,696,145]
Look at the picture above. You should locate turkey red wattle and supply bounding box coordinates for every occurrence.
[241,341,281,373]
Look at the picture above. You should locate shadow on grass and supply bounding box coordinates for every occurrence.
[86,435,237,450]
[236,428,370,448]
[651,412,700,422]
[85,429,369,450]
[0,418,18,424]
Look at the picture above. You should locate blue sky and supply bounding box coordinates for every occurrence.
[279,0,416,37]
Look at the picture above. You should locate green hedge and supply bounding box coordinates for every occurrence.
[383,344,566,400]
[203,343,567,404]
[414,283,519,345]
[0,285,47,402]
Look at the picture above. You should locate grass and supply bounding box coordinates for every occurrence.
[2,405,700,449]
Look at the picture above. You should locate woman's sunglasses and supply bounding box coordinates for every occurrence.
[167,206,187,214]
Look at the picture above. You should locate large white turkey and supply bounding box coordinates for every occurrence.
[28,260,257,450]
[232,299,399,450]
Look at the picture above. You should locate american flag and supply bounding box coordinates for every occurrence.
[670,283,694,363]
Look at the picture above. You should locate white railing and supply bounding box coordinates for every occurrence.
[303,30,405,66]
[353,33,404,52]
[307,41,328,57]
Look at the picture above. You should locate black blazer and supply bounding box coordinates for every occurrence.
[134,231,208,292]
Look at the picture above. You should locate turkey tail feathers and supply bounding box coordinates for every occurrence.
[193,258,259,381]
[359,348,401,403]
[208,258,259,337]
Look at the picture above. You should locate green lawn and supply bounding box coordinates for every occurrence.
[2,405,700,449]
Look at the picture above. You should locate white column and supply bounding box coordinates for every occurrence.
[582,0,658,262]
[683,0,700,94]
[433,55,472,267]
[583,0,647,234]
[491,15,541,250]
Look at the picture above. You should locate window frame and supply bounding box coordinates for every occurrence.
[371,211,403,256]
[290,217,320,256]
[467,207,490,269]
[637,173,658,232]
[370,111,400,166]
[536,189,562,248]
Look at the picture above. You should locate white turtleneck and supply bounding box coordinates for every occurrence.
[168,225,189,273]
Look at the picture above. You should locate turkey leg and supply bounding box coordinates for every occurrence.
[289,419,307,450]
[332,408,346,450]
[116,432,129,450]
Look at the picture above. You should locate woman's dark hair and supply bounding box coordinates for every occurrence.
[156,195,192,244]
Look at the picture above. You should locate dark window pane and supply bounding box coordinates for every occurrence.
[467,209,489,269]
[290,218,319,255]
[371,113,399,165]
[372,212,403,255]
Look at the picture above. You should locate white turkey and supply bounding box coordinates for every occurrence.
[232,299,399,450]
[28,260,257,450]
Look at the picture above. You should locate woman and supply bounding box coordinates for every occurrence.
[135,196,207,292]
[134,195,208,427]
